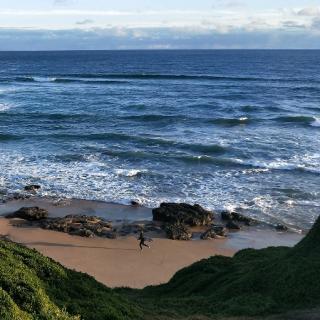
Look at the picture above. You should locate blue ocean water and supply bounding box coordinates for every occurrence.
[0,50,319,230]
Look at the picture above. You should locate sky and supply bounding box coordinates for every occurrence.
[0,0,319,50]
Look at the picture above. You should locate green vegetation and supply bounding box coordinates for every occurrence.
[0,239,142,320]
[1,216,320,319]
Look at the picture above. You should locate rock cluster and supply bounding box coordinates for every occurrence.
[200,225,227,240]
[41,215,116,238]
[153,203,214,226]
[166,223,193,241]
[6,207,48,221]
[153,203,222,241]
[221,211,255,228]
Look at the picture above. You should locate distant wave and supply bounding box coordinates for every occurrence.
[53,78,127,85]
[0,134,21,141]
[208,117,251,126]
[52,73,266,82]
[14,76,36,82]
[2,73,320,86]
[275,115,320,127]
[122,114,185,122]
[36,132,228,155]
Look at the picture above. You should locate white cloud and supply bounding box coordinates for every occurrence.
[297,6,320,17]
[76,19,94,25]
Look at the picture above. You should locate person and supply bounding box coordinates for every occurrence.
[138,231,150,250]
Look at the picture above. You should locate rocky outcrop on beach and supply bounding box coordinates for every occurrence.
[41,215,116,238]
[153,203,214,226]
[6,207,48,221]
[153,203,216,240]
[165,222,192,240]
[200,225,227,240]
[221,210,255,226]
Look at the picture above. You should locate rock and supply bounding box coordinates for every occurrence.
[153,203,214,226]
[131,200,140,206]
[39,214,116,238]
[165,223,192,240]
[201,225,227,240]
[275,224,288,232]
[201,229,216,240]
[212,225,227,236]
[101,230,117,239]
[69,223,82,231]
[70,228,95,238]
[24,185,41,192]
[6,207,48,221]
[221,211,233,221]
[221,211,254,226]
[226,221,241,230]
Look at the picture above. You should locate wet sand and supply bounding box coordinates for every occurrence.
[0,197,304,289]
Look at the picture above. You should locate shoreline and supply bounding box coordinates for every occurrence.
[0,196,304,288]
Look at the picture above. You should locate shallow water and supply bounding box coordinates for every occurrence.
[0,50,319,230]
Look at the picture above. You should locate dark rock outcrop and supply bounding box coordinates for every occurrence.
[6,207,48,221]
[153,203,214,226]
[275,224,288,232]
[41,215,116,238]
[201,225,227,240]
[166,223,192,241]
[221,211,254,226]
[226,220,241,230]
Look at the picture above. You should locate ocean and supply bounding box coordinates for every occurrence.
[0,50,319,230]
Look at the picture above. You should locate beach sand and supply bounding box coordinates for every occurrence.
[0,198,304,289]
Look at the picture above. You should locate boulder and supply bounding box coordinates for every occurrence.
[6,207,48,221]
[70,228,95,238]
[226,221,241,230]
[153,203,214,226]
[201,225,227,240]
[166,223,192,241]
[221,211,254,226]
[275,224,288,232]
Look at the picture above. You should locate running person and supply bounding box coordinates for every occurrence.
[138,231,150,250]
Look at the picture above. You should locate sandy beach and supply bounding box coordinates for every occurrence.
[0,197,304,289]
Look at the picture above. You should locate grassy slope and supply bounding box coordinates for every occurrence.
[1,216,320,320]
[123,216,320,319]
[0,240,142,320]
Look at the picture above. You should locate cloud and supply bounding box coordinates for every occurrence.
[212,0,245,8]
[297,7,320,17]
[0,27,318,50]
[76,19,94,25]
[312,18,320,30]
[282,21,306,29]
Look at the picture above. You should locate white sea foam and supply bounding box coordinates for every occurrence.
[240,154,320,174]
[115,169,147,177]
[311,117,320,127]
[0,103,11,112]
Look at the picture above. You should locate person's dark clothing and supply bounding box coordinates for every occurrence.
[138,232,150,250]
